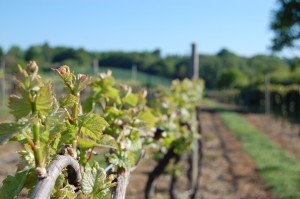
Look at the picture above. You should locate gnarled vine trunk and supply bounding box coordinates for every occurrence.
[189,106,203,199]
[145,147,176,199]
[111,169,131,199]
[30,155,81,199]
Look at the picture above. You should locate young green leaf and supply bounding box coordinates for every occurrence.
[128,131,142,151]
[122,93,138,107]
[52,184,77,199]
[8,95,31,119]
[59,94,78,108]
[106,151,131,170]
[78,134,118,150]
[137,109,156,130]
[78,138,99,149]
[0,122,28,144]
[79,113,109,140]
[0,169,30,199]
[36,82,55,116]
[97,134,118,149]
[105,87,121,104]
[82,95,95,113]
[81,162,106,195]
[61,123,77,144]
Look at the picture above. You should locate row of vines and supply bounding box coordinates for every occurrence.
[210,85,300,123]
[0,61,204,199]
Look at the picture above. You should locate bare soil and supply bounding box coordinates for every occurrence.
[0,142,21,184]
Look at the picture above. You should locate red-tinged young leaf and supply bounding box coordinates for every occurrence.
[51,65,73,88]
[75,74,90,92]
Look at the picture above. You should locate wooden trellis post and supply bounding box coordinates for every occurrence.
[1,59,5,107]
[190,43,199,79]
[93,59,99,74]
[265,73,270,114]
[132,64,137,81]
[190,43,202,199]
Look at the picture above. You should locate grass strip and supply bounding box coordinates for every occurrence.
[207,100,300,199]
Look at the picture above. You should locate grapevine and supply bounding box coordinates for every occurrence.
[0,61,204,199]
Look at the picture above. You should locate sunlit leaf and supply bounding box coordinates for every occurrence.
[106,151,130,170]
[79,113,109,140]
[61,123,77,144]
[36,82,55,116]
[122,93,138,107]
[82,162,106,195]
[59,94,78,108]
[8,94,31,119]
[97,134,118,149]
[78,138,98,149]
[78,134,117,149]
[137,109,156,129]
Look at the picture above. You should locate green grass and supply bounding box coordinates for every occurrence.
[99,67,172,87]
[207,100,300,199]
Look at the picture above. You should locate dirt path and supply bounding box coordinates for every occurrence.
[197,110,274,199]
[243,113,300,162]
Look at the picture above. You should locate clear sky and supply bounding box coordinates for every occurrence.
[0,0,295,57]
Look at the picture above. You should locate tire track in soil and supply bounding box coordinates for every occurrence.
[243,113,300,162]
[198,110,275,199]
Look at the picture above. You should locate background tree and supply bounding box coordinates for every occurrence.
[217,69,248,89]
[5,46,26,73]
[0,47,3,58]
[271,0,300,51]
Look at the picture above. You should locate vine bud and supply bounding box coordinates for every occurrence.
[27,61,39,74]
[35,167,47,178]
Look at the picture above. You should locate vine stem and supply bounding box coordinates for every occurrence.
[111,168,131,199]
[32,122,44,169]
[87,146,95,162]
[30,93,45,170]
[71,94,80,153]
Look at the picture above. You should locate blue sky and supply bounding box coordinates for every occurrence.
[0,0,294,57]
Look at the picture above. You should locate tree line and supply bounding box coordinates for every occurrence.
[1,43,300,89]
